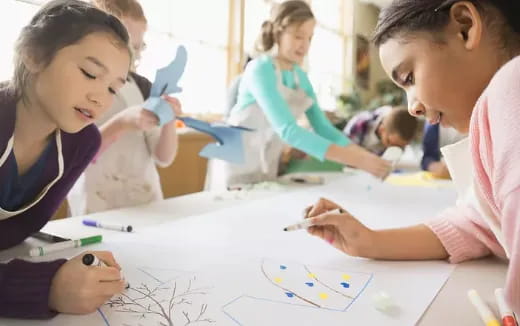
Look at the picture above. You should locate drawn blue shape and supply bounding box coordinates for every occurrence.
[179,117,253,164]
[279,265,287,270]
[305,282,314,287]
[340,282,350,288]
[144,45,187,126]
[285,292,295,298]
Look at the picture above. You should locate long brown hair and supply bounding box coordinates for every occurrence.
[255,0,314,53]
[12,0,130,102]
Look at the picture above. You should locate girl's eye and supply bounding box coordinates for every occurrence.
[80,68,96,80]
[108,87,116,95]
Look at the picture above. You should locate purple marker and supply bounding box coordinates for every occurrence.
[83,219,133,232]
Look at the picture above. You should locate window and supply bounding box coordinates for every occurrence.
[0,1,39,82]
[139,0,230,115]
[307,0,348,110]
[2,0,357,115]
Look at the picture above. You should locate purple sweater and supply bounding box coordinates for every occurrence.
[0,87,101,318]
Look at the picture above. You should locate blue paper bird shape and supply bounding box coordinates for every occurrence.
[178,117,253,164]
[144,45,188,126]
[143,45,252,163]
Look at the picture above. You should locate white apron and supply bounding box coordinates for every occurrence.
[206,63,314,191]
[0,131,64,220]
[442,138,510,258]
[68,78,163,215]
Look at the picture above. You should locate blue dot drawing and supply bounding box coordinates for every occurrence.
[285,292,295,298]
[279,265,287,270]
[340,282,350,288]
[305,282,314,287]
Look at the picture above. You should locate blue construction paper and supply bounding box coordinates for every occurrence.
[150,46,187,97]
[179,117,253,164]
[144,45,187,126]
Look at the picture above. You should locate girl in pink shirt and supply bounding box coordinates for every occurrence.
[304,0,520,313]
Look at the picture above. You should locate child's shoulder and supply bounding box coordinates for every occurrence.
[482,56,520,118]
[486,56,520,97]
[245,55,275,75]
[0,85,16,143]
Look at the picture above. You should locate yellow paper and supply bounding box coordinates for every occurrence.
[386,172,451,188]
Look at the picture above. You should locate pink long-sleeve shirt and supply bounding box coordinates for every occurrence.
[426,55,520,313]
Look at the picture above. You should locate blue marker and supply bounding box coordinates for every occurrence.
[83,219,133,233]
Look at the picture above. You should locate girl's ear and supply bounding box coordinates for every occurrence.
[449,1,483,51]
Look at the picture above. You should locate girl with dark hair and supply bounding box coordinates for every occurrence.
[206,0,391,190]
[0,0,132,318]
[304,0,520,313]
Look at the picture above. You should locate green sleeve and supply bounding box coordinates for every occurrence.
[296,68,350,147]
[244,57,337,160]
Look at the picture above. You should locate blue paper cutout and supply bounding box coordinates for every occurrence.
[285,292,295,298]
[279,265,287,270]
[179,117,253,164]
[142,45,251,162]
[305,282,314,287]
[144,45,188,126]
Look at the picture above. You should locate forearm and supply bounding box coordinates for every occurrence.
[0,259,66,318]
[370,224,448,260]
[325,143,373,168]
[98,117,129,156]
[153,122,178,167]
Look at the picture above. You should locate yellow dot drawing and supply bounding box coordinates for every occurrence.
[307,273,316,279]
[319,293,329,300]
[274,277,283,284]
[342,274,351,281]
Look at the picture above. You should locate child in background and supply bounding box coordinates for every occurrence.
[206,0,390,190]
[421,122,466,179]
[344,105,419,155]
[304,0,520,314]
[0,0,131,317]
[68,0,182,215]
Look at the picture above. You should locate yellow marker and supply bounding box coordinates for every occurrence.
[307,273,316,279]
[274,277,283,284]
[342,274,351,281]
[319,293,329,300]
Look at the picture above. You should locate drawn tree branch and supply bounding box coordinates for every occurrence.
[106,275,214,326]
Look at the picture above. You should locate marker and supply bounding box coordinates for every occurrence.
[283,208,342,232]
[83,219,133,232]
[82,253,107,267]
[467,289,501,326]
[31,231,69,243]
[29,235,102,257]
[82,253,130,289]
[290,175,324,185]
[495,288,518,326]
